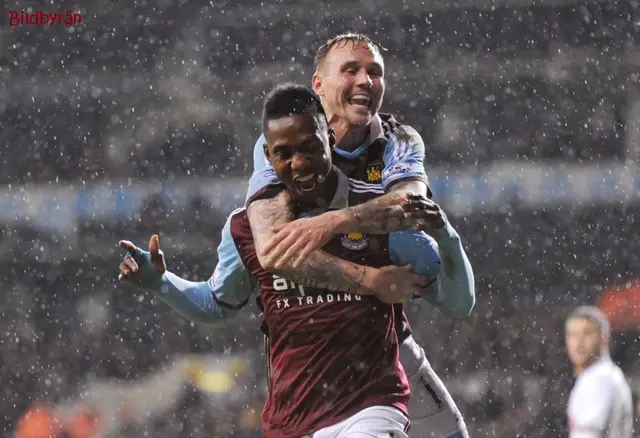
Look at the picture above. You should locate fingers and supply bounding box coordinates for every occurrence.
[411,274,430,287]
[402,198,439,209]
[402,201,440,214]
[149,234,160,255]
[404,204,445,230]
[270,224,285,234]
[118,255,139,281]
[402,193,439,211]
[272,235,307,269]
[273,242,303,269]
[262,233,296,268]
[118,266,130,281]
[261,229,289,256]
[399,264,429,286]
[119,240,137,256]
[148,234,167,273]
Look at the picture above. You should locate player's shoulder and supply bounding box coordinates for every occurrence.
[575,359,625,395]
[228,207,251,239]
[379,113,423,146]
[347,178,385,204]
[597,360,632,392]
[591,358,626,380]
[229,207,247,220]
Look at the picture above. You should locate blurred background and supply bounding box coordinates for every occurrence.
[2,0,640,436]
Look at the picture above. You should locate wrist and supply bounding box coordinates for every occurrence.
[360,267,381,296]
[329,209,357,234]
[428,219,458,242]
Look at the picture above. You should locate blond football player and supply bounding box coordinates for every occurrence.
[565,305,633,438]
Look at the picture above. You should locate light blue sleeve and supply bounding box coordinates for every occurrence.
[381,126,429,191]
[206,210,257,307]
[146,213,256,327]
[245,134,281,202]
[389,222,475,319]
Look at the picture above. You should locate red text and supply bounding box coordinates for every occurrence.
[8,10,83,27]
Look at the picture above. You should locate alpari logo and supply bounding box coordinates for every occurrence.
[341,232,369,250]
[8,9,83,27]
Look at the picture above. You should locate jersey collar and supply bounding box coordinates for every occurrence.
[332,114,386,159]
[327,169,350,210]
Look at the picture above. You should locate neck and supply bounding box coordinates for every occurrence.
[573,352,605,377]
[326,114,370,152]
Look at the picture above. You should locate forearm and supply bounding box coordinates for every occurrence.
[151,272,238,326]
[270,250,374,295]
[249,192,376,295]
[330,179,427,234]
[430,221,476,318]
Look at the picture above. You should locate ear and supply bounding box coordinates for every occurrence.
[328,128,336,148]
[263,142,271,163]
[311,72,323,97]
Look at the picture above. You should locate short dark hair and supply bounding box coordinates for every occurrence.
[262,82,327,131]
[314,32,386,70]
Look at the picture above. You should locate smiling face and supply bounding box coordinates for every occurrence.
[312,40,385,129]
[263,113,333,203]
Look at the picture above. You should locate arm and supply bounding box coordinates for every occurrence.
[247,191,377,295]
[327,178,427,234]
[264,124,432,244]
[389,217,475,318]
[151,273,237,327]
[245,135,381,295]
[428,218,476,318]
[134,215,255,327]
[327,124,432,234]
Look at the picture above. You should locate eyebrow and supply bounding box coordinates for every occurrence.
[271,143,291,154]
[341,59,384,71]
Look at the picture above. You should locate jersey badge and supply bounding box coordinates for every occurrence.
[341,232,369,250]
[366,164,382,183]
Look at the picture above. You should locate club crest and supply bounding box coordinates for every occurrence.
[341,232,369,250]
[366,164,382,183]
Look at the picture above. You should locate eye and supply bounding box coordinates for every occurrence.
[275,150,291,160]
[368,67,383,77]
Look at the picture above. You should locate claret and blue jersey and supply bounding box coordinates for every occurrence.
[227,171,414,437]
[139,112,475,436]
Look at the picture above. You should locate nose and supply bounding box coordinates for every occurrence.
[291,152,312,173]
[355,69,373,88]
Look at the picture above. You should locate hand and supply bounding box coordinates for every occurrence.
[401,193,445,232]
[365,264,430,304]
[261,214,339,270]
[118,234,166,282]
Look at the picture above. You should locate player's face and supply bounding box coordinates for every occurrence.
[264,114,332,203]
[313,41,385,128]
[565,317,602,369]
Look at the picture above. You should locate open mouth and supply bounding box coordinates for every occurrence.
[294,174,317,192]
[347,94,372,110]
